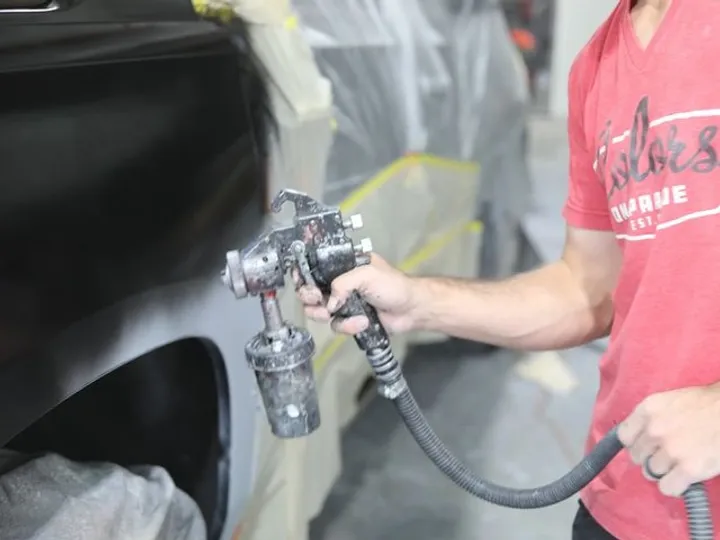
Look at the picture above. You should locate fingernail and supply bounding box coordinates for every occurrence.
[326,297,338,313]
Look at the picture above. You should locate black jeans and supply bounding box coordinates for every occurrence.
[572,502,617,539]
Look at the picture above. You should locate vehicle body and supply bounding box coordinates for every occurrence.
[0,1,531,539]
[0,2,271,539]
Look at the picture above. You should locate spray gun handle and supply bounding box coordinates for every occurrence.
[333,291,390,352]
[332,290,407,401]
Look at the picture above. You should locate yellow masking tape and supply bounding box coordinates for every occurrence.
[192,0,299,27]
[284,15,299,29]
[313,219,483,374]
[190,0,209,15]
[339,154,479,213]
[191,0,234,22]
[398,220,483,272]
[314,335,346,374]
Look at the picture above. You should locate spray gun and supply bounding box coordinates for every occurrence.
[220,188,372,438]
[222,189,713,539]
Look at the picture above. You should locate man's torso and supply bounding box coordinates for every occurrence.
[576,1,720,538]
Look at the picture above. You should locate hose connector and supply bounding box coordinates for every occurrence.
[366,345,407,399]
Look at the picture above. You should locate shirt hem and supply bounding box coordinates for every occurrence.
[562,203,613,231]
[582,494,655,540]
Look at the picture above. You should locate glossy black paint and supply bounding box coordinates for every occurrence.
[0,5,271,365]
[0,0,199,24]
[0,4,272,534]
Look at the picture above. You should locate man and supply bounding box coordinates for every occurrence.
[296,0,720,538]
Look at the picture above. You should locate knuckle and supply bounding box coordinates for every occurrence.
[646,420,666,441]
[616,422,632,443]
[662,442,681,462]
[352,316,370,332]
[332,316,366,335]
[342,323,359,335]
[339,267,373,288]
[641,394,662,414]
[333,322,351,335]
[658,478,679,497]
[678,461,703,480]
[629,448,645,465]
[617,421,634,442]
[330,276,351,295]
[369,253,385,268]
[617,418,642,447]
[301,287,322,304]
[296,288,311,302]
[635,401,649,417]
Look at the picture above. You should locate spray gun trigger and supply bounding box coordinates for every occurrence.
[291,240,317,289]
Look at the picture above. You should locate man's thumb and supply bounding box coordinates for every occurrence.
[326,266,373,313]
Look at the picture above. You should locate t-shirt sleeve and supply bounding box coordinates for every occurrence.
[561,56,613,231]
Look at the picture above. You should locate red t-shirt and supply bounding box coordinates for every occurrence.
[563,0,720,538]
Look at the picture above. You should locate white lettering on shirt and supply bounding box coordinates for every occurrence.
[610,185,688,232]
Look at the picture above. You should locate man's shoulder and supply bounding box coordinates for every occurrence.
[570,5,625,92]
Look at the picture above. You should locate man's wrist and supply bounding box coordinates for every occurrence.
[406,276,439,332]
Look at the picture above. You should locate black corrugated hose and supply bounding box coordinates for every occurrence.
[368,345,714,539]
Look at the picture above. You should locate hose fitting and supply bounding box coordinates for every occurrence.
[367,345,407,399]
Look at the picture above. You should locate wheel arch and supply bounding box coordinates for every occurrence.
[7,336,232,539]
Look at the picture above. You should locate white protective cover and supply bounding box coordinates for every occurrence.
[0,450,206,540]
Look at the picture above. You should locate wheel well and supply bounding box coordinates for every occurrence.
[6,338,230,540]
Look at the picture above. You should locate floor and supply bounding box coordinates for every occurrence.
[308,115,607,540]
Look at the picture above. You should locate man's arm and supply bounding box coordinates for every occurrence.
[306,51,619,348]
[412,226,622,351]
[408,50,621,351]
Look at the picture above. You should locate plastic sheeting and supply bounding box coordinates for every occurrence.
[296,0,531,217]
[289,0,532,351]
[0,450,206,540]
[223,0,531,274]
[192,2,532,538]
[208,0,336,202]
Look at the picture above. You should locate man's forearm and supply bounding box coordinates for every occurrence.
[410,261,613,351]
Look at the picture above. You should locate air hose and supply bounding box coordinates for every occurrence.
[363,343,714,539]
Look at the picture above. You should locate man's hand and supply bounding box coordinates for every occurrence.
[618,386,720,497]
[296,226,621,351]
[296,254,422,335]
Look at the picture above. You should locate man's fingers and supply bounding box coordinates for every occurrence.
[331,315,369,334]
[297,285,323,306]
[299,259,380,335]
[305,306,370,334]
[658,467,692,498]
[304,305,331,323]
[617,408,649,448]
[627,434,658,466]
[644,448,674,481]
[327,267,373,313]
